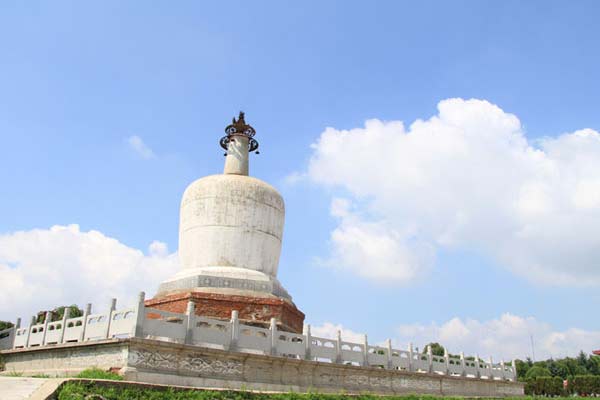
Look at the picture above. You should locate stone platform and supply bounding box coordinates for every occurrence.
[0,377,52,400]
[145,290,305,333]
[0,338,524,397]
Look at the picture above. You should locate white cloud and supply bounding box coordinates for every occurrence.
[310,322,366,343]
[309,314,600,361]
[0,225,179,322]
[395,314,600,361]
[324,197,434,283]
[305,98,600,286]
[127,135,155,159]
[283,171,307,185]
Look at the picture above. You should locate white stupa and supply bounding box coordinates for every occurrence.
[156,112,291,300]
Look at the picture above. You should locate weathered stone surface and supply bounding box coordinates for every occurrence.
[0,339,127,376]
[145,291,305,333]
[173,173,286,295]
[0,338,524,396]
[0,377,49,400]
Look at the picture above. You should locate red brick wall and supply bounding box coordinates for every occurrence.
[145,291,305,333]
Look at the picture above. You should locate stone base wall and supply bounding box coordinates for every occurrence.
[145,291,305,333]
[1,338,523,396]
[0,339,127,377]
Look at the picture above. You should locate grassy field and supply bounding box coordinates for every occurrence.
[56,381,544,400]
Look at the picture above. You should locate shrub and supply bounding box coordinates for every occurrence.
[535,376,551,395]
[524,365,551,380]
[570,374,600,395]
[523,376,564,396]
[75,367,123,381]
[550,376,564,396]
[524,379,535,395]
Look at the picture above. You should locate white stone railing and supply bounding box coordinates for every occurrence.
[0,292,517,381]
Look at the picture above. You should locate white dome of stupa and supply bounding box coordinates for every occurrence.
[157,112,291,300]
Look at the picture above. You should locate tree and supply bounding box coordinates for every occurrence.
[548,358,570,379]
[588,356,600,375]
[0,321,13,331]
[515,359,531,380]
[423,342,445,356]
[52,305,83,321]
[35,305,83,324]
[525,365,552,380]
[525,357,534,367]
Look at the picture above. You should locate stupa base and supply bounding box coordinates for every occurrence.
[145,290,305,333]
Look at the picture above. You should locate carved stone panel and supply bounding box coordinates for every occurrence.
[129,348,179,370]
[129,347,243,378]
[181,353,243,376]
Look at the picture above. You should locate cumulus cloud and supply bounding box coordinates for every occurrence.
[312,314,600,361]
[323,198,434,283]
[0,225,178,322]
[310,321,366,343]
[395,314,600,361]
[305,98,600,286]
[127,135,155,159]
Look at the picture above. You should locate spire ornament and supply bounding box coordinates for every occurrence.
[220,111,259,154]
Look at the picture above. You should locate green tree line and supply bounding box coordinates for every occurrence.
[515,351,600,380]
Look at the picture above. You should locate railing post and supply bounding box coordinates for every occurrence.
[304,324,312,360]
[408,342,414,372]
[386,339,393,369]
[475,354,481,378]
[460,351,466,377]
[133,292,146,338]
[230,310,239,351]
[12,318,21,349]
[41,311,51,345]
[360,334,369,367]
[443,347,450,375]
[185,300,195,345]
[80,303,91,342]
[25,316,36,347]
[59,308,70,344]
[511,359,517,382]
[335,330,342,363]
[270,318,278,356]
[427,345,433,373]
[104,298,117,339]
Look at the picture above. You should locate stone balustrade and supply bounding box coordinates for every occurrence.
[0,292,516,382]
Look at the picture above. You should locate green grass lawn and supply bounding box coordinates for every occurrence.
[56,381,539,400]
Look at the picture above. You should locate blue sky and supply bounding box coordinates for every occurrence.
[1,1,600,360]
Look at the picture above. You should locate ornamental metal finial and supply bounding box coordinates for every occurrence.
[220,111,259,154]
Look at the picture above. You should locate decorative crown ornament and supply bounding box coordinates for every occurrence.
[220,111,259,153]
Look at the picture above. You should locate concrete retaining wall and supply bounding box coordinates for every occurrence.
[1,338,523,396]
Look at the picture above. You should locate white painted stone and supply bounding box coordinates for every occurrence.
[157,128,288,298]
[0,339,524,396]
[178,174,284,277]
[223,135,249,175]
